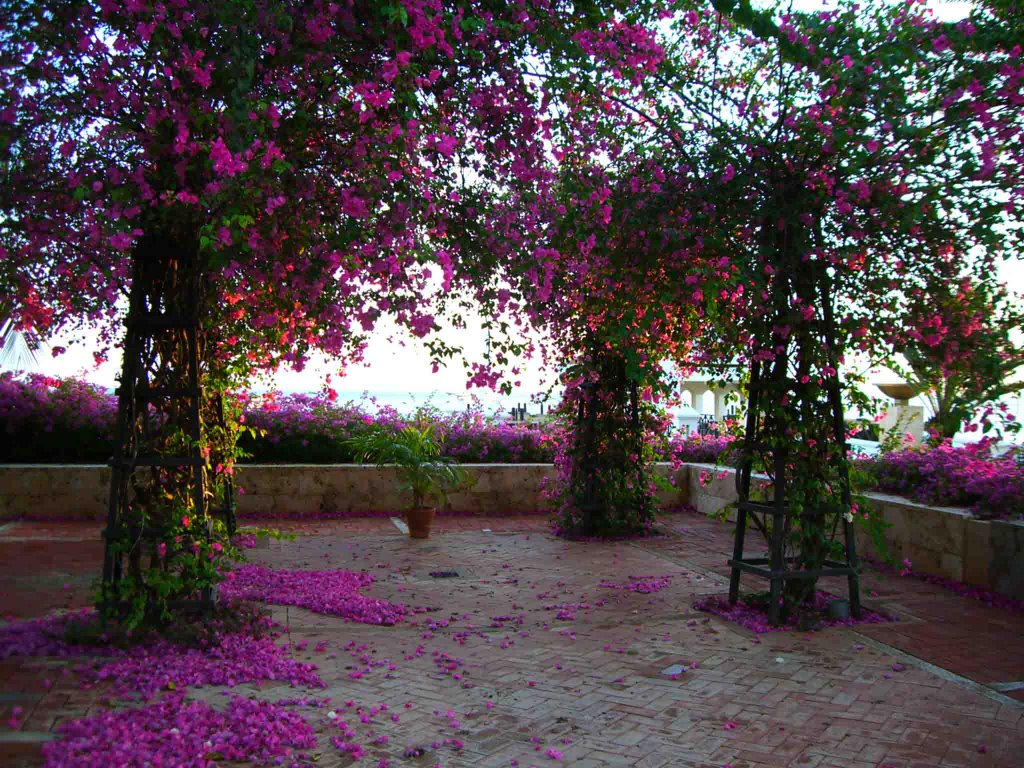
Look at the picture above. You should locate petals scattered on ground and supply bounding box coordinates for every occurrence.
[0,609,323,698]
[87,632,324,698]
[41,693,316,768]
[694,592,892,634]
[219,564,411,624]
[0,609,102,660]
[599,574,674,593]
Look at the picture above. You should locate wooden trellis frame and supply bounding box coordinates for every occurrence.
[726,256,863,626]
[102,240,235,612]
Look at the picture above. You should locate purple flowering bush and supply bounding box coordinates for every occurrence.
[858,439,1024,519]
[0,375,556,464]
[430,408,554,463]
[0,373,116,462]
[237,392,389,463]
[239,394,555,464]
[667,433,739,465]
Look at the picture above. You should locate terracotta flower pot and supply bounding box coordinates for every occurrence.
[406,507,436,539]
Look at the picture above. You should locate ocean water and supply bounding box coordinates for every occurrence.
[274,388,560,418]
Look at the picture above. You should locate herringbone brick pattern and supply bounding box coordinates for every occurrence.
[1,512,1021,767]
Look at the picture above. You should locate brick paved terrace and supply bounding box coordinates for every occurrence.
[1,511,1022,768]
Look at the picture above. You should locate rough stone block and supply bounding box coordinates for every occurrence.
[237,493,274,516]
[901,541,956,582]
[964,519,995,590]
[988,519,1024,598]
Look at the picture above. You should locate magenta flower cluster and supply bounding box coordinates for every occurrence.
[41,693,317,768]
[240,392,555,464]
[862,439,1024,519]
[5,374,1022,520]
[219,564,411,625]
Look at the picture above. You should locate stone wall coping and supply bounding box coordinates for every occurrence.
[679,461,977,516]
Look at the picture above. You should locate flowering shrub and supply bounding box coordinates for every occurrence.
[6,374,1021,520]
[0,376,557,464]
[0,373,116,462]
[667,433,739,466]
[547,352,670,537]
[859,440,1024,519]
[0,0,653,626]
[429,408,554,464]
[240,394,554,464]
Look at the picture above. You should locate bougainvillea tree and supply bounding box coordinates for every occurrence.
[891,273,1023,440]
[521,157,719,535]
[459,0,1023,600]
[438,7,734,535]
[460,151,716,534]
[635,0,1021,612]
[0,0,639,624]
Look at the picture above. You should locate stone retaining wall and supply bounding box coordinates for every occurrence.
[677,463,1024,599]
[0,463,684,519]
[0,462,1020,597]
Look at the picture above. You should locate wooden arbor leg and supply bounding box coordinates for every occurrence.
[729,362,761,605]
[844,517,862,619]
[727,505,746,604]
[821,267,862,619]
[102,240,219,619]
[768,451,788,627]
[768,508,785,627]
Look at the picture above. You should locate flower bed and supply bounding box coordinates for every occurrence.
[857,440,1024,520]
[0,374,555,464]
[667,432,739,465]
[240,392,555,464]
[0,374,116,463]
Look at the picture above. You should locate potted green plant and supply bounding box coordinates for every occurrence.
[344,425,466,538]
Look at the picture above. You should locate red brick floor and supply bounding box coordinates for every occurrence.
[651,515,1024,692]
[1,511,1022,767]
